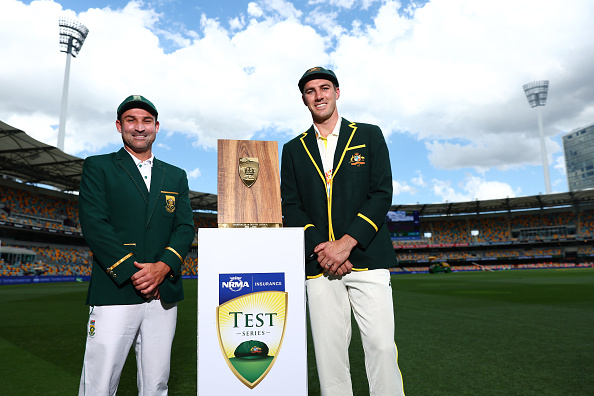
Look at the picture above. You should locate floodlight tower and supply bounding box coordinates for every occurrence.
[523,80,551,194]
[58,17,89,152]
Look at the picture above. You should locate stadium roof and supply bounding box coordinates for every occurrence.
[0,120,84,192]
[390,189,594,217]
[189,190,217,212]
[0,120,218,212]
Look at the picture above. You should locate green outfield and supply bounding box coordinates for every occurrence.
[1,269,593,395]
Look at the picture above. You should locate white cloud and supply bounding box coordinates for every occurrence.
[247,2,264,18]
[308,0,378,9]
[229,15,246,30]
[0,0,325,154]
[333,0,594,171]
[553,153,566,175]
[1,0,593,186]
[316,0,356,9]
[425,135,561,171]
[393,180,417,195]
[187,167,202,179]
[432,174,519,203]
[432,179,468,203]
[411,170,426,187]
[304,8,341,36]
[258,0,303,20]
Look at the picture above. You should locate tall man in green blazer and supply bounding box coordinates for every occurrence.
[78,95,195,395]
[281,68,405,396]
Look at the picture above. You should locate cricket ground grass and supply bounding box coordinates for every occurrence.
[0,268,592,395]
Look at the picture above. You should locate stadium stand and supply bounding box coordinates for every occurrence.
[0,177,216,278]
[2,172,594,278]
[2,122,594,279]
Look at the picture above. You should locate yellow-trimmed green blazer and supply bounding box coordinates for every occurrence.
[79,148,195,305]
[281,118,397,278]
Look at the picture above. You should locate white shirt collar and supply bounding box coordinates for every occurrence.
[124,147,154,167]
[314,116,342,140]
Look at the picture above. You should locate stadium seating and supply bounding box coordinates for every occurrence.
[2,181,594,276]
[0,184,80,232]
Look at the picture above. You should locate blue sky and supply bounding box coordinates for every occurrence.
[2,0,594,205]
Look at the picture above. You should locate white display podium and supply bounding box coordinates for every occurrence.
[197,228,307,395]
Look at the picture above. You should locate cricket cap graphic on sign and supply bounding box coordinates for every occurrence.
[234,340,270,359]
[217,273,287,389]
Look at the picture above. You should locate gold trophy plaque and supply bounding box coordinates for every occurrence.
[238,157,259,187]
[218,140,282,228]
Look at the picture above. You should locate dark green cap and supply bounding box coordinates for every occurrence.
[117,95,158,120]
[234,340,270,360]
[298,66,339,93]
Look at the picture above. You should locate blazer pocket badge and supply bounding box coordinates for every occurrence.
[166,195,176,213]
[350,152,366,167]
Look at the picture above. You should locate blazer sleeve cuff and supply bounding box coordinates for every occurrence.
[106,253,137,285]
[346,213,379,249]
[159,247,184,277]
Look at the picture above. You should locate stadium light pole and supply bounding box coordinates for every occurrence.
[58,17,89,152]
[523,80,551,194]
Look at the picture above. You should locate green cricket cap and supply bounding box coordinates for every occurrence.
[234,340,270,360]
[117,95,158,120]
[298,66,339,93]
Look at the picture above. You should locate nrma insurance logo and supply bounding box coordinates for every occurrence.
[223,276,249,292]
[217,273,287,389]
[219,272,284,305]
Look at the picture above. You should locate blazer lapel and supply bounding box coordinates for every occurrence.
[116,148,148,204]
[299,126,326,187]
[146,159,165,227]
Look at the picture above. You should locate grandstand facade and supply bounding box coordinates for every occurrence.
[2,173,594,280]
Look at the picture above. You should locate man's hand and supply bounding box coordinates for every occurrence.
[131,261,171,296]
[333,260,353,276]
[145,287,161,300]
[314,234,358,275]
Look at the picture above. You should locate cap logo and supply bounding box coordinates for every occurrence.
[133,95,142,101]
[307,67,323,73]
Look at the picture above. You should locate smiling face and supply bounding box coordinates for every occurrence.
[302,78,340,126]
[116,108,159,160]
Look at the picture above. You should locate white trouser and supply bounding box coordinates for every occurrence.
[78,299,178,396]
[306,269,405,396]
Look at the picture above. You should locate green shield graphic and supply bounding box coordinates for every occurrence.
[216,290,288,389]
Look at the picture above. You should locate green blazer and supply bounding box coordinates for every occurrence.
[79,148,195,305]
[281,118,397,278]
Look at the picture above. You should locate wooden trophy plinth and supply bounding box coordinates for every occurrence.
[217,140,282,227]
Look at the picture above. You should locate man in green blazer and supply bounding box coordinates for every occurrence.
[78,95,195,395]
[281,67,405,396]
